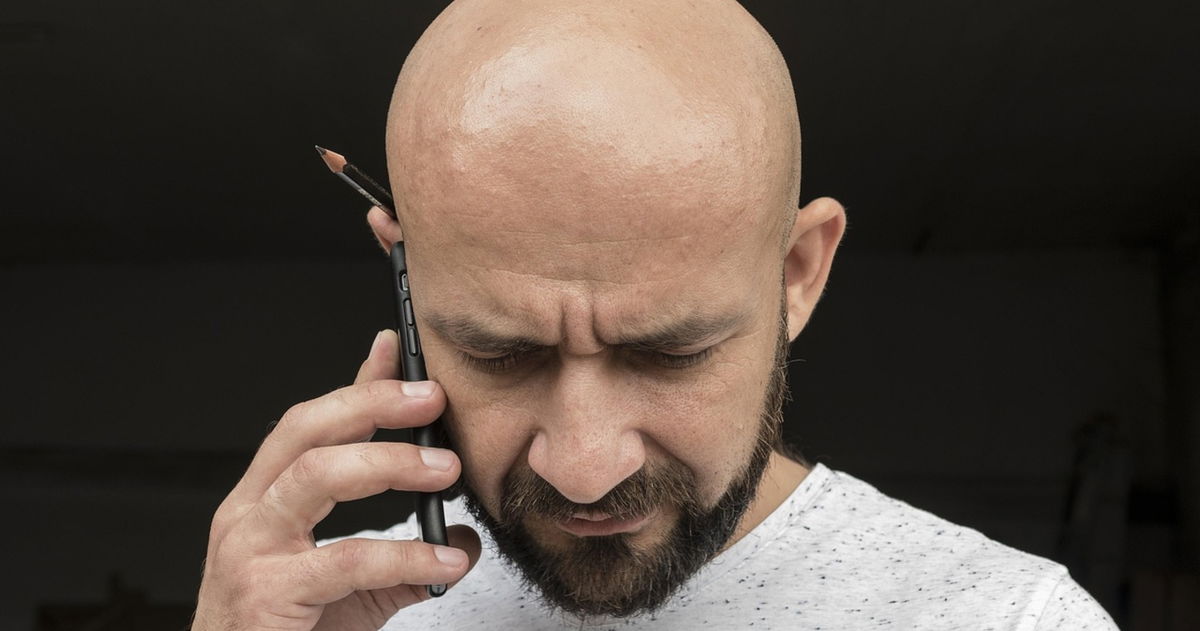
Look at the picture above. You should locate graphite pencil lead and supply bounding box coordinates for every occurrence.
[316,145,348,173]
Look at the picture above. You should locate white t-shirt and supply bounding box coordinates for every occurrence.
[347,464,1117,630]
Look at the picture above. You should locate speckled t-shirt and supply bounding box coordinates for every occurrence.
[353,464,1117,630]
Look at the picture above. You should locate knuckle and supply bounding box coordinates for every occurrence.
[291,548,328,589]
[352,442,379,468]
[387,541,416,571]
[209,498,250,544]
[208,511,230,544]
[261,476,293,519]
[290,449,326,489]
[209,500,233,535]
[361,378,400,402]
[332,540,371,574]
[205,539,260,590]
[330,385,356,409]
[276,401,311,435]
[207,537,244,579]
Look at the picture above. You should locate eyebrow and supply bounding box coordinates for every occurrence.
[425,310,749,355]
[424,315,546,356]
[614,311,750,351]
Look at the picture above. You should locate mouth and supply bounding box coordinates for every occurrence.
[556,509,657,538]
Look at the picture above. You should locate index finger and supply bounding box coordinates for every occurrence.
[227,377,446,508]
[367,205,404,253]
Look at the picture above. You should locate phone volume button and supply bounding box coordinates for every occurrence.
[403,299,415,326]
[406,327,420,357]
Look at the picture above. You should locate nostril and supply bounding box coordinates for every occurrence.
[526,430,647,505]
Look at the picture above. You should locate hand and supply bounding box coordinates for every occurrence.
[193,330,481,631]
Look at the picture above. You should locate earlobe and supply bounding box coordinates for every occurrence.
[783,197,846,340]
[367,206,406,253]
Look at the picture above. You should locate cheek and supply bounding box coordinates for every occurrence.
[436,368,539,512]
[634,358,766,502]
[421,346,508,507]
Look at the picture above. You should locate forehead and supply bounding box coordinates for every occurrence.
[401,194,780,352]
[400,152,782,341]
[398,85,778,286]
[413,189,760,280]
[399,116,780,302]
[397,125,783,319]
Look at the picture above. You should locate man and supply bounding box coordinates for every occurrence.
[194,0,1117,629]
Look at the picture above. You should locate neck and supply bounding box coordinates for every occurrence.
[723,451,810,550]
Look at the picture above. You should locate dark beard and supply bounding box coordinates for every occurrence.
[455,308,790,618]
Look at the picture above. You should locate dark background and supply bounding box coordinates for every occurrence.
[1,0,1197,628]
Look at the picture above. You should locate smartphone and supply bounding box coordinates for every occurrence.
[390,241,450,598]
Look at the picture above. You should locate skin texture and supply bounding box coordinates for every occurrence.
[194,0,844,628]
[379,0,833,506]
[371,0,847,617]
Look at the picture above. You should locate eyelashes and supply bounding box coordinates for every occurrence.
[458,346,715,374]
[646,347,713,369]
[460,352,524,374]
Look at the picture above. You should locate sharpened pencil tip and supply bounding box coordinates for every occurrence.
[315,145,347,173]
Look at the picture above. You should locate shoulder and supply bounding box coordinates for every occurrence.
[802,467,1060,583]
[1031,573,1118,630]
[799,466,1061,575]
[755,465,1118,628]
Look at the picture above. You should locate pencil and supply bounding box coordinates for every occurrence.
[314,144,449,598]
[315,145,397,218]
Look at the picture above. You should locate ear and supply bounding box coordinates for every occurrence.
[784,197,846,341]
[366,206,405,253]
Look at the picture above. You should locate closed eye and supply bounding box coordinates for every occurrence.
[460,353,519,374]
[458,347,546,374]
[630,346,715,369]
[459,346,716,374]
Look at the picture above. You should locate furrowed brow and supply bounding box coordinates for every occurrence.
[617,311,749,351]
[424,314,545,355]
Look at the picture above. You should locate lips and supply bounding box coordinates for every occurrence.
[557,510,655,537]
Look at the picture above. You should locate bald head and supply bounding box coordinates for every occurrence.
[384,0,801,269]
[370,5,844,616]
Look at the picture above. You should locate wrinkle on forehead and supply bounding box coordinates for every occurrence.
[413,254,765,357]
[411,211,768,288]
[454,253,697,287]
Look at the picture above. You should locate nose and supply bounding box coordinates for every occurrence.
[526,360,646,505]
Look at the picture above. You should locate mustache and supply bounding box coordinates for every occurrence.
[500,459,701,524]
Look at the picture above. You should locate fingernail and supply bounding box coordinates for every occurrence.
[401,381,435,398]
[434,545,467,567]
[419,448,454,471]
